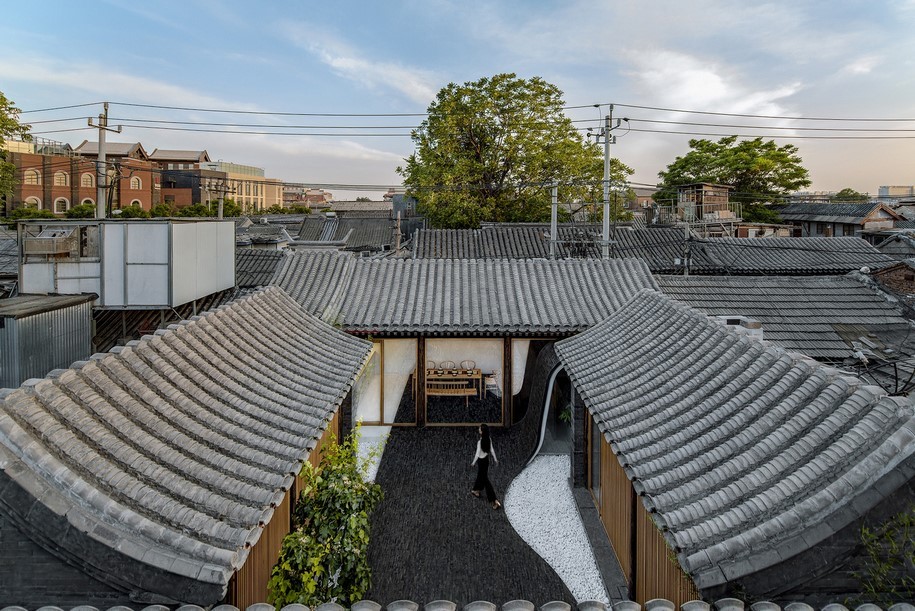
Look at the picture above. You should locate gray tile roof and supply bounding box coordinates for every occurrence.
[294,215,394,251]
[554,290,915,591]
[5,599,914,611]
[274,251,658,336]
[697,237,893,274]
[0,287,371,598]
[411,227,891,275]
[148,149,210,162]
[778,202,898,224]
[235,249,287,288]
[412,226,695,271]
[655,275,910,359]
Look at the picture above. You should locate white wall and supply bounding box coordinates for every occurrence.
[170,221,235,306]
[102,223,170,307]
[382,338,416,424]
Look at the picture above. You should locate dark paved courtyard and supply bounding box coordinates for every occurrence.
[365,425,575,606]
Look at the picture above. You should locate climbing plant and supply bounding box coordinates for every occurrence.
[268,426,383,607]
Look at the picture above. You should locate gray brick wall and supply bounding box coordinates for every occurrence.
[0,505,126,608]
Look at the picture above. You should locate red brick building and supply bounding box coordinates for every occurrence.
[4,140,157,215]
[73,141,157,211]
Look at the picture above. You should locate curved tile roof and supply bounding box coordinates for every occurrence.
[554,290,915,590]
[697,237,892,275]
[0,287,372,598]
[274,252,658,335]
[655,275,911,360]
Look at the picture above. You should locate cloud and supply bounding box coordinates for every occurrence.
[0,55,261,112]
[843,56,881,75]
[279,23,439,104]
[623,49,801,118]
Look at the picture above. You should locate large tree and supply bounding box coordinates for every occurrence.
[399,73,632,228]
[0,91,32,200]
[653,135,811,208]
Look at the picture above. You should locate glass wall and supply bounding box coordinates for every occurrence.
[382,338,417,425]
[352,344,382,424]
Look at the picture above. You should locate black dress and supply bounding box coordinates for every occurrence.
[472,440,497,503]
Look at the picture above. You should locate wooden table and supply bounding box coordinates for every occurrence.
[425,368,483,399]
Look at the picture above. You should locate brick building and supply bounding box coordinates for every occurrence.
[72,140,157,211]
[4,139,100,214]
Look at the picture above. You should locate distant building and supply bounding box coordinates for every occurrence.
[199,160,268,213]
[778,202,902,237]
[2,138,157,214]
[878,185,915,200]
[73,140,157,211]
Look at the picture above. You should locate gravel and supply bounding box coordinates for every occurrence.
[504,454,610,604]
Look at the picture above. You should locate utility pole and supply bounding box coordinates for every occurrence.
[550,182,558,260]
[683,222,691,277]
[88,102,121,219]
[602,106,612,260]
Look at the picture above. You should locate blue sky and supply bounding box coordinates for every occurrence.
[2,0,914,199]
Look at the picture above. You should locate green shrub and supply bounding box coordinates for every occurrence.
[118,204,150,218]
[66,203,96,218]
[176,203,211,217]
[268,426,383,607]
[8,207,57,220]
[150,203,175,217]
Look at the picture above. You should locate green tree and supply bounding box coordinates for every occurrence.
[833,187,869,203]
[268,427,383,607]
[654,136,811,207]
[399,73,632,228]
[355,196,371,202]
[0,91,32,205]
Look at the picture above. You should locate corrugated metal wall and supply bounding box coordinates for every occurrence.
[230,409,341,608]
[0,301,93,389]
[591,414,699,605]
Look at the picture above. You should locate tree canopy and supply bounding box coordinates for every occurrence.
[833,187,869,203]
[654,136,811,207]
[399,73,632,228]
[0,91,32,200]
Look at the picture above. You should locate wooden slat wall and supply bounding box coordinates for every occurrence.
[598,432,633,581]
[230,411,341,607]
[634,497,700,605]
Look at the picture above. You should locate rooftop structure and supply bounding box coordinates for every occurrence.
[555,289,915,601]
[0,287,372,605]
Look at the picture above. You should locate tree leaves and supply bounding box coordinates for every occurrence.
[268,426,384,607]
[399,73,632,228]
[0,91,32,201]
[654,135,812,206]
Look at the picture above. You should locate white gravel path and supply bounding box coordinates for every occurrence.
[504,454,609,604]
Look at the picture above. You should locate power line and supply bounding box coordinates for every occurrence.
[611,102,915,122]
[19,102,104,114]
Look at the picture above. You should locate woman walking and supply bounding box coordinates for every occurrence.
[471,423,501,510]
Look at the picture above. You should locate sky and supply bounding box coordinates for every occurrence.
[2,0,914,200]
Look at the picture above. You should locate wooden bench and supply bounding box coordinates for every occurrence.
[426,380,477,406]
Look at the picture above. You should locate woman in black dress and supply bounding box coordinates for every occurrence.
[470,423,501,509]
